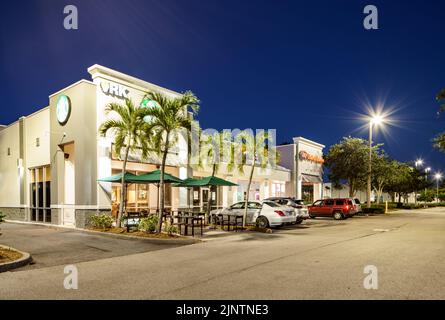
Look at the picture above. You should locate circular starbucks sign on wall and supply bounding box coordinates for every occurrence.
[56,95,71,125]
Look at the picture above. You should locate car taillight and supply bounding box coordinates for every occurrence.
[345,205,349,210]
[275,210,285,217]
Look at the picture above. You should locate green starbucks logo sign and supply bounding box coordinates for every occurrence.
[56,95,71,125]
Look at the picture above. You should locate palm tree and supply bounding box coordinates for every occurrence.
[197,130,232,217]
[99,99,150,228]
[437,88,445,114]
[140,91,199,233]
[235,130,279,228]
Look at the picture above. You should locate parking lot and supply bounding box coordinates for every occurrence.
[1,208,445,299]
[0,223,190,270]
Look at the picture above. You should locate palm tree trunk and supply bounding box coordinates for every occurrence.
[117,144,130,228]
[206,164,216,217]
[243,161,255,228]
[157,133,170,233]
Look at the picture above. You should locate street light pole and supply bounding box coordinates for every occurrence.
[435,173,442,203]
[367,120,373,209]
[425,167,431,194]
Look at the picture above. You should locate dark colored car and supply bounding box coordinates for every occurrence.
[308,198,353,220]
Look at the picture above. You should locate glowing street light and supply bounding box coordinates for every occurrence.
[367,113,386,209]
[435,173,442,203]
[415,159,424,167]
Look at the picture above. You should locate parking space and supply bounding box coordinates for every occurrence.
[0,222,190,270]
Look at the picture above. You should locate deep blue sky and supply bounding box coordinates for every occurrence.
[1,0,444,172]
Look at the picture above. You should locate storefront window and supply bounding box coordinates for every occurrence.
[29,166,51,223]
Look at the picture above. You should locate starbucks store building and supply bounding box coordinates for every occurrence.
[0,65,292,228]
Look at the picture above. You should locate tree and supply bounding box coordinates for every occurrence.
[99,99,149,228]
[372,155,397,204]
[140,91,199,233]
[235,130,278,228]
[418,189,435,202]
[325,137,380,197]
[384,162,425,204]
[197,130,233,217]
[433,87,445,151]
[384,162,411,203]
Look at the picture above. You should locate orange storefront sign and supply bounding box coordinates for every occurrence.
[298,150,324,164]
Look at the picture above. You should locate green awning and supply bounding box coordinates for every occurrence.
[129,170,183,184]
[97,172,139,183]
[175,176,237,187]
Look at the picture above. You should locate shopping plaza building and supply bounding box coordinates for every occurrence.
[0,65,325,228]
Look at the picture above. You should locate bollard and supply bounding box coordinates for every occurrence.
[385,201,388,214]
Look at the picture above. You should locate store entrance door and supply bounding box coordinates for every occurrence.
[63,143,75,227]
[201,187,217,212]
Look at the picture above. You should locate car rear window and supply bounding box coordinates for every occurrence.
[335,199,345,205]
[348,200,353,205]
[354,199,361,204]
[263,201,280,207]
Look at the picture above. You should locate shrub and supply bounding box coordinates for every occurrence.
[138,215,159,233]
[162,220,178,235]
[90,214,113,229]
[363,207,385,214]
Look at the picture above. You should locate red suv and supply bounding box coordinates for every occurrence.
[308,198,353,220]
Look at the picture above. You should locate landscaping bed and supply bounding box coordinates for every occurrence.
[0,247,23,264]
[89,227,187,239]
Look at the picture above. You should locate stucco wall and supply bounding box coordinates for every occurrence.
[0,122,21,207]
[49,81,98,207]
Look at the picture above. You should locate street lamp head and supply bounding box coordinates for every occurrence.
[435,173,442,180]
[426,167,431,173]
[371,114,384,125]
[415,159,424,167]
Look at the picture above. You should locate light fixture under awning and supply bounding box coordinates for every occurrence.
[301,174,322,183]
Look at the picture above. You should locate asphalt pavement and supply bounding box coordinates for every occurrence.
[1,208,444,299]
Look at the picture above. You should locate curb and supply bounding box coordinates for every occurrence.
[81,228,202,245]
[5,220,201,245]
[0,244,32,273]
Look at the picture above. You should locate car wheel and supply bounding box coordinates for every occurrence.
[333,212,344,220]
[256,216,269,228]
[296,220,303,224]
[310,215,316,219]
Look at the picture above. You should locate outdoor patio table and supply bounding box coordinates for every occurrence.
[177,215,203,237]
[219,214,244,232]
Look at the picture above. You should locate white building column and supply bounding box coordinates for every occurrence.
[296,175,302,199]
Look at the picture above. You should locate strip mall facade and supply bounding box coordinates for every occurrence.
[0,65,324,228]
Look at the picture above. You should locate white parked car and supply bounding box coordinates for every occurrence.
[265,197,309,224]
[351,198,363,215]
[210,200,296,228]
